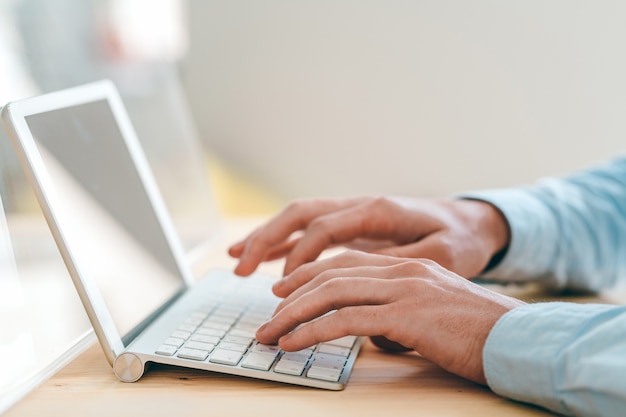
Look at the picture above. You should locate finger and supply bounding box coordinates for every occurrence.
[374,239,449,263]
[273,251,403,297]
[234,198,363,276]
[277,305,395,352]
[374,233,484,278]
[233,236,303,264]
[262,237,301,262]
[281,197,454,275]
[256,277,396,345]
[227,239,247,258]
[344,237,397,252]
[281,202,402,274]
[274,262,416,313]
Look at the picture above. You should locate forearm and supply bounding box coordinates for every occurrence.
[465,156,626,291]
[484,302,626,417]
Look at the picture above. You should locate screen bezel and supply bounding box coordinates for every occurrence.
[1,80,196,364]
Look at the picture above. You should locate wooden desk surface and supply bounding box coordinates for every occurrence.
[3,217,569,417]
[5,338,552,417]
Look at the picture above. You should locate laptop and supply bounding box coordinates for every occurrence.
[1,80,363,390]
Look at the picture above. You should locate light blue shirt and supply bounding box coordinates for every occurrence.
[465,156,626,417]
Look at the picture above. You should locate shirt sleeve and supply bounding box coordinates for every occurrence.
[462,156,626,291]
[483,302,626,417]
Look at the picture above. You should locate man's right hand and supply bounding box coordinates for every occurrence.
[255,251,525,385]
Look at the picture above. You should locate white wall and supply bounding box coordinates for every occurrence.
[182,0,626,201]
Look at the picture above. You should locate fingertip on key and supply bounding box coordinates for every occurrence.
[255,322,275,345]
[271,280,290,298]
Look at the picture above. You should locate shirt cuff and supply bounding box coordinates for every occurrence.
[483,302,621,416]
[460,188,560,284]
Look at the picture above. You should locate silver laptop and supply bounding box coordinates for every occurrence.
[1,80,362,390]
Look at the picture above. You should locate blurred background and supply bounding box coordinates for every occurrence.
[3,0,626,219]
[184,0,626,202]
[2,0,626,412]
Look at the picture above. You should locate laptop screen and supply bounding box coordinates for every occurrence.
[24,99,185,341]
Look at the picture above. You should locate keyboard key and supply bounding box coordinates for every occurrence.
[274,358,306,376]
[228,329,255,338]
[318,343,351,358]
[155,344,177,356]
[178,324,198,333]
[327,335,357,349]
[291,347,314,357]
[177,347,210,361]
[238,315,267,326]
[190,334,221,345]
[209,348,243,366]
[218,342,248,353]
[311,353,346,371]
[241,352,277,371]
[196,328,226,338]
[201,321,231,331]
[184,341,215,352]
[212,309,240,319]
[281,351,312,362]
[252,343,281,355]
[170,330,191,340]
[232,322,260,332]
[184,317,204,326]
[307,365,342,382]
[163,337,185,348]
[222,335,253,347]
[207,315,237,325]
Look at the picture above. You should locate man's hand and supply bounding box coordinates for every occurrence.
[255,251,525,384]
[229,196,510,278]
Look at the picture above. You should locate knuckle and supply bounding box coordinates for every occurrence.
[399,259,429,275]
[398,258,439,276]
[319,276,346,292]
[342,249,364,261]
[283,199,308,215]
[327,249,366,267]
[327,311,351,335]
[307,216,330,234]
[417,258,441,269]
[367,196,395,212]
[310,269,337,286]
[384,261,413,276]
[371,195,392,206]
[247,232,270,249]
[274,306,299,327]
[283,301,313,324]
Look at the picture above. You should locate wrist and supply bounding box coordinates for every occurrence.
[460,198,511,269]
[481,201,511,270]
[482,201,511,255]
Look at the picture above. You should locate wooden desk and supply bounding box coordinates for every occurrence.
[5,337,552,417]
[4,217,590,417]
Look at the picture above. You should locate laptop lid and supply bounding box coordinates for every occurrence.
[1,80,197,364]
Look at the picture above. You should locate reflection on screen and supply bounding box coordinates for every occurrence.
[25,100,184,341]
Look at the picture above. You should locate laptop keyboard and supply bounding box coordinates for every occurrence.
[154,281,359,383]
